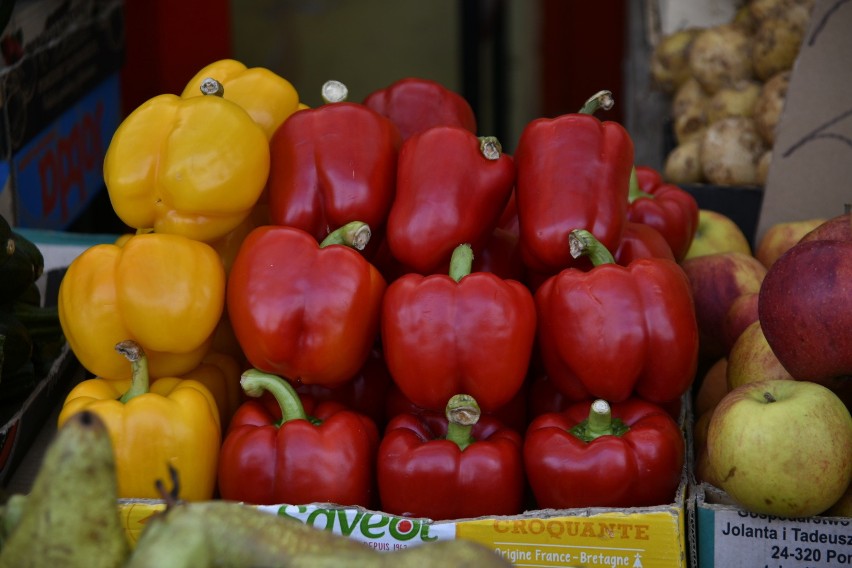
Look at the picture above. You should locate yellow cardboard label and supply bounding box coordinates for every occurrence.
[119,501,166,547]
[456,509,686,567]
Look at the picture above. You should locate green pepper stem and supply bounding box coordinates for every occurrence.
[569,229,615,266]
[319,221,372,250]
[569,399,629,442]
[321,80,349,104]
[627,167,652,203]
[578,90,614,115]
[449,244,474,282]
[116,340,150,404]
[478,136,503,161]
[445,394,480,451]
[200,78,225,97]
[240,369,308,424]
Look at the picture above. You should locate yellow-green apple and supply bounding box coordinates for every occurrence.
[758,240,852,402]
[721,292,759,352]
[825,483,852,518]
[695,358,729,417]
[680,251,767,360]
[706,379,852,517]
[755,217,825,268]
[684,209,752,260]
[798,211,851,243]
[726,320,793,390]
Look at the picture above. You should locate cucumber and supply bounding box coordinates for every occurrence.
[0,232,44,301]
[0,215,13,266]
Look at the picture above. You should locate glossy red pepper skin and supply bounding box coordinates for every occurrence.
[629,165,699,262]
[227,225,387,386]
[218,396,379,507]
[524,398,685,509]
[385,126,516,275]
[295,345,392,429]
[515,114,634,274]
[362,77,477,141]
[534,255,698,405]
[266,102,402,246]
[381,269,536,413]
[614,221,676,265]
[377,410,524,520]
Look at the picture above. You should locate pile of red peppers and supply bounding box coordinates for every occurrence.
[215,78,700,520]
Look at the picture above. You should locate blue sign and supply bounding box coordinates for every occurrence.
[13,74,120,229]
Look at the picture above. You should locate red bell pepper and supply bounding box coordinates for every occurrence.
[534,229,698,404]
[385,126,515,275]
[471,227,527,282]
[218,369,379,507]
[362,77,477,141]
[628,166,699,262]
[377,394,524,520]
[384,380,529,435]
[295,344,392,429]
[381,244,536,412]
[613,221,676,265]
[524,398,685,509]
[266,99,401,248]
[515,91,634,274]
[227,222,386,387]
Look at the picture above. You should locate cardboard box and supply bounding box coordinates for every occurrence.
[0,0,124,229]
[116,402,693,567]
[691,482,852,567]
[118,482,690,567]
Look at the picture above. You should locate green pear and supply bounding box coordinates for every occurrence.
[0,411,129,567]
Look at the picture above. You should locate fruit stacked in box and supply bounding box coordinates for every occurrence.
[2,44,849,563]
[651,0,814,186]
[54,61,699,517]
[690,209,852,519]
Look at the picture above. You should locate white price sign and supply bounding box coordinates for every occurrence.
[713,509,852,567]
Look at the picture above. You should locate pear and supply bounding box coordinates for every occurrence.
[127,489,511,568]
[0,411,129,568]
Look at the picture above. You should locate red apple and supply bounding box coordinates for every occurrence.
[694,358,729,417]
[684,209,752,260]
[798,211,851,243]
[706,379,852,517]
[721,291,759,352]
[755,217,825,268]
[758,240,852,392]
[680,251,767,360]
[726,320,793,391]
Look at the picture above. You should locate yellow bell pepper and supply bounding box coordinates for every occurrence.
[58,233,225,381]
[181,58,301,141]
[103,86,270,243]
[178,351,243,431]
[58,340,221,501]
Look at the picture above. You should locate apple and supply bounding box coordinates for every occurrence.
[706,379,852,517]
[825,483,852,518]
[695,358,729,417]
[721,291,759,352]
[680,251,767,360]
[799,211,851,243]
[726,320,793,391]
[693,409,719,486]
[684,209,752,260]
[759,240,852,392]
[755,217,825,268]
